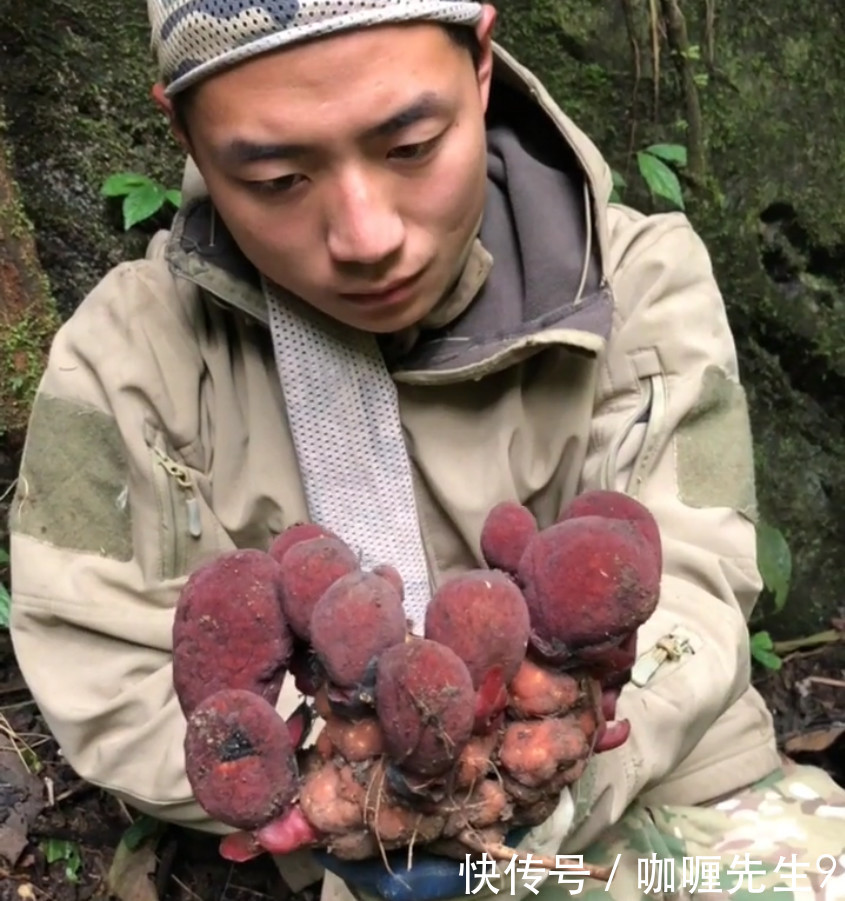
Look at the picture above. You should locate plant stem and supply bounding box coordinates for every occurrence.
[772,630,842,655]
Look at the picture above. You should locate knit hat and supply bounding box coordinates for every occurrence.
[148,1,484,97]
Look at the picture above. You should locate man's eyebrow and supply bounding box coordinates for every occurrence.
[218,139,308,166]
[217,92,450,166]
[364,91,450,139]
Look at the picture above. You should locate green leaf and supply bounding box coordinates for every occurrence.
[753,646,783,670]
[0,548,9,565]
[122,183,166,230]
[644,143,688,167]
[40,839,82,883]
[102,172,154,198]
[164,189,182,208]
[41,838,69,864]
[750,630,773,652]
[756,521,792,611]
[0,583,9,629]
[122,815,165,852]
[750,630,783,671]
[636,152,685,209]
[21,746,42,773]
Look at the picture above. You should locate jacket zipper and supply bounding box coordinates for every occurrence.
[153,446,202,538]
[630,626,697,687]
[152,445,202,579]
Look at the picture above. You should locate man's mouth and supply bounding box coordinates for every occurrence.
[339,270,424,306]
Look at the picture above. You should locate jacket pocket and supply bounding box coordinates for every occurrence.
[146,429,204,582]
[599,349,667,496]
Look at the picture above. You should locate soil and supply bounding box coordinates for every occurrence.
[0,459,841,901]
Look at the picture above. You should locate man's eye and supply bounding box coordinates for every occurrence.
[247,174,305,195]
[388,136,441,162]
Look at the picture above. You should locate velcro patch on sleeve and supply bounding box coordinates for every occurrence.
[675,366,759,521]
[11,393,134,560]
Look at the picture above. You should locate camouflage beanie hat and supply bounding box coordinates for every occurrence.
[148,0,484,96]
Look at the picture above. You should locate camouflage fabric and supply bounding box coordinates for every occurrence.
[473,761,845,900]
[147,0,484,96]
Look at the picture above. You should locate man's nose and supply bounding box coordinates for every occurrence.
[325,168,405,266]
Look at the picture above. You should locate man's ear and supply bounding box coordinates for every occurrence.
[151,82,191,152]
[151,82,171,116]
[475,5,498,112]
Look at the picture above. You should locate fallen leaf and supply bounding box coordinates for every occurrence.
[0,747,46,866]
[17,884,36,899]
[122,816,164,852]
[785,725,845,754]
[107,837,159,901]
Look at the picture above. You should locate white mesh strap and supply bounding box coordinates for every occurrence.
[264,283,432,631]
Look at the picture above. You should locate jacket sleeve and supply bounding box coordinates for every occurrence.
[560,203,769,850]
[7,249,304,835]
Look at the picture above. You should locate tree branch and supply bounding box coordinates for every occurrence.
[660,0,706,180]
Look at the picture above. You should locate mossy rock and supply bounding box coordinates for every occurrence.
[0,122,60,448]
[0,0,184,319]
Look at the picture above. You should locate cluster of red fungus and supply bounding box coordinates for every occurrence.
[172,490,662,867]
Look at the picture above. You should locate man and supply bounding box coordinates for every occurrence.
[8,1,845,899]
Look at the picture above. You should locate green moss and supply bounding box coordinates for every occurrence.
[0,103,59,445]
[495,1,627,156]
[0,180,33,242]
[0,125,35,244]
[0,312,58,400]
[701,0,845,243]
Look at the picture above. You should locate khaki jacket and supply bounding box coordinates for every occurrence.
[9,42,779,895]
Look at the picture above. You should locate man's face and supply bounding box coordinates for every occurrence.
[177,18,495,333]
